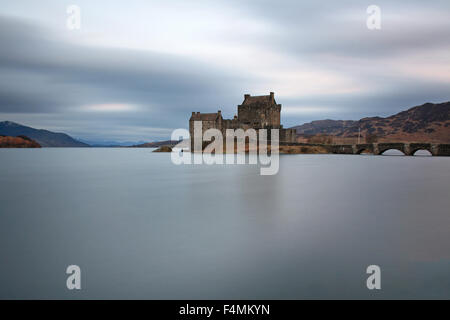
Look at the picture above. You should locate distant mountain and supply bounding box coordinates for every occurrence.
[79,139,147,147]
[0,135,41,148]
[131,140,180,148]
[291,101,450,143]
[0,121,89,147]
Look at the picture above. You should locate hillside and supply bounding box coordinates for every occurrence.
[292,120,357,136]
[291,101,450,143]
[0,135,41,148]
[0,121,89,147]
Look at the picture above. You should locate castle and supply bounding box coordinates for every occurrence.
[189,92,296,148]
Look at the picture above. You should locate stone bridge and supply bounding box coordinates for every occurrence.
[328,143,450,156]
[279,142,450,156]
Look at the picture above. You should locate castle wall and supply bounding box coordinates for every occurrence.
[237,104,281,128]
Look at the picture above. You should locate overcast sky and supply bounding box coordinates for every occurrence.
[0,0,449,142]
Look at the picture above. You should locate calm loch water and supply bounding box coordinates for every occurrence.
[0,148,449,299]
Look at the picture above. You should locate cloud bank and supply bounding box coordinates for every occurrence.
[0,0,449,142]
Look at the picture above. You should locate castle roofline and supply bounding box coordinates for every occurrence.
[190,111,222,121]
[241,92,276,106]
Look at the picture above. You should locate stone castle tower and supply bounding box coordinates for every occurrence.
[189,92,296,148]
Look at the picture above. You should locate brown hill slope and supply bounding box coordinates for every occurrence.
[0,135,41,148]
[291,102,450,143]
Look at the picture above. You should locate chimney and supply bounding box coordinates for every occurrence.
[218,110,221,115]
[244,94,250,99]
[270,92,274,100]
[192,112,195,116]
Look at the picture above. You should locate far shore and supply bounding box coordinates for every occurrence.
[153,144,329,154]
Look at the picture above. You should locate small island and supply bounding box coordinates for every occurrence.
[153,146,173,152]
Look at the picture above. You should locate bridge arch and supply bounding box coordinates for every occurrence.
[376,143,406,155]
[412,149,432,156]
[409,143,433,156]
[380,149,405,156]
[354,144,374,155]
[356,148,373,154]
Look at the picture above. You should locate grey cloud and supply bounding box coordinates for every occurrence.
[230,0,450,58]
[0,16,248,126]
